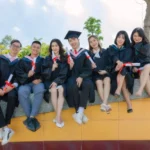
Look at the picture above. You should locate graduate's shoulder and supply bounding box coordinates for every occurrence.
[80,48,91,55]
[0,54,8,61]
[21,56,31,61]
[43,56,52,63]
[142,43,150,50]
[125,46,133,51]
[37,56,44,61]
[44,55,51,60]
[105,45,115,52]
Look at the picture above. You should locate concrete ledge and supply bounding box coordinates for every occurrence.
[0,79,149,117]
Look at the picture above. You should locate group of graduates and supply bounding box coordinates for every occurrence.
[0,27,150,145]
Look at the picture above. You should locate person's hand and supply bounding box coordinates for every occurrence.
[99,70,107,75]
[115,60,123,71]
[3,85,14,94]
[69,59,74,70]
[32,79,42,85]
[115,65,120,71]
[52,62,58,71]
[0,89,5,96]
[49,82,57,88]
[133,67,138,73]
[91,63,97,69]
[76,77,83,87]
[28,70,35,77]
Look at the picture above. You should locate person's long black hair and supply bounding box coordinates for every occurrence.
[114,30,131,48]
[131,27,149,46]
[49,39,66,62]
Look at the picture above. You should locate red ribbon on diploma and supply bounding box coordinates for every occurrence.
[31,61,36,70]
[67,55,71,64]
[86,55,90,59]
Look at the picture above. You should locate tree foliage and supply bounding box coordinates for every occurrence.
[83,17,103,40]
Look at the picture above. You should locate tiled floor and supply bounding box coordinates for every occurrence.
[0,98,148,142]
[1,98,150,150]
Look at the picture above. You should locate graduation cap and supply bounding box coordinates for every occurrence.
[64,31,81,39]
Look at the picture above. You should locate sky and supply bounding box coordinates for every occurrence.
[0,0,147,49]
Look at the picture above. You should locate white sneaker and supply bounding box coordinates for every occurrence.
[1,129,14,145]
[72,113,83,125]
[82,114,89,124]
[0,129,3,140]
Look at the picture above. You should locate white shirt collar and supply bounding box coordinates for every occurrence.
[93,49,100,58]
[93,49,100,54]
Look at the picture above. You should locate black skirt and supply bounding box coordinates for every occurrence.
[110,69,134,95]
[43,81,67,103]
[93,73,110,82]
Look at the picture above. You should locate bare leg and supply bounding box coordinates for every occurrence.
[115,73,125,95]
[122,80,132,109]
[50,87,58,112]
[144,76,150,96]
[136,64,150,96]
[56,87,64,123]
[96,80,104,102]
[103,77,111,105]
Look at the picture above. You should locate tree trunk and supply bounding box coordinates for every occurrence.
[144,0,150,41]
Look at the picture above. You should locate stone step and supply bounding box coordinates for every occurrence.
[0,79,149,117]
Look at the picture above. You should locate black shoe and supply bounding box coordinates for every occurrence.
[26,118,36,132]
[33,118,41,131]
[127,109,133,113]
[23,117,30,126]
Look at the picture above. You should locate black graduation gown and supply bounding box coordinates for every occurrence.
[107,45,134,95]
[89,49,110,82]
[132,42,150,66]
[0,55,19,127]
[66,48,95,110]
[15,56,44,85]
[42,56,68,99]
[0,55,19,102]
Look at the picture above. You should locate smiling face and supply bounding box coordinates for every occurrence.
[31,43,41,56]
[10,42,21,56]
[68,37,79,50]
[51,42,60,55]
[116,34,125,47]
[133,32,143,44]
[89,37,99,50]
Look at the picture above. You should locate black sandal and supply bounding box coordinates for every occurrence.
[127,109,133,113]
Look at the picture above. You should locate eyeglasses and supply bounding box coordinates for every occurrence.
[11,44,21,49]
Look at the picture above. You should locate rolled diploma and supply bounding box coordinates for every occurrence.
[85,52,95,64]
[52,51,56,62]
[66,48,73,61]
[124,63,140,67]
[7,74,13,82]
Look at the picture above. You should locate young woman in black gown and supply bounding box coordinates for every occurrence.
[131,27,150,97]
[107,31,134,113]
[88,35,111,112]
[42,39,68,128]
